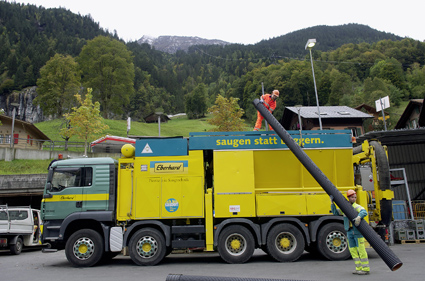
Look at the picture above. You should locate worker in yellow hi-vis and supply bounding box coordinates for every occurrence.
[331,190,370,275]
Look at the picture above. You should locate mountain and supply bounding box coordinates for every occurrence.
[252,24,404,58]
[137,35,230,53]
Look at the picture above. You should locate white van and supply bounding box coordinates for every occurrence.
[0,205,42,254]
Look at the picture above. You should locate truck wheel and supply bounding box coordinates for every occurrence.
[65,229,104,267]
[129,228,166,266]
[217,225,255,264]
[10,237,23,255]
[316,222,350,260]
[266,223,305,262]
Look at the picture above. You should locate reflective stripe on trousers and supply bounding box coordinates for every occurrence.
[349,237,370,272]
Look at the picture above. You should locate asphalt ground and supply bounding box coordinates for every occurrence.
[1,243,424,281]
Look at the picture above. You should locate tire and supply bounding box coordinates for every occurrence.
[10,237,23,255]
[217,225,255,264]
[266,223,305,262]
[129,228,166,266]
[316,222,350,261]
[65,229,104,267]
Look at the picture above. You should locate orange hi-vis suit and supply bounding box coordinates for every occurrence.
[254,94,277,131]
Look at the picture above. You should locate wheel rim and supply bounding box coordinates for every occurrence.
[326,230,347,253]
[16,240,22,252]
[136,236,158,258]
[73,237,95,260]
[225,233,246,256]
[275,232,297,254]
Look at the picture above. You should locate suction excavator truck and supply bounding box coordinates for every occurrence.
[40,129,393,267]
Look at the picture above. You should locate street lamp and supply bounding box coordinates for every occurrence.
[305,39,322,130]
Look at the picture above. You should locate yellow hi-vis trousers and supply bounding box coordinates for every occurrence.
[348,237,370,272]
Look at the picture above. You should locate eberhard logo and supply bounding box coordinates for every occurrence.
[60,196,75,200]
[154,163,184,173]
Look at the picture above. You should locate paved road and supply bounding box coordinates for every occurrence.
[1,244,423,281]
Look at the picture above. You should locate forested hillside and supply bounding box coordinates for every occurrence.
[1,1,424,131]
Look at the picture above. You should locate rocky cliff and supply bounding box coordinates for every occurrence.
[0,87,47,123]
[138,35,230,53]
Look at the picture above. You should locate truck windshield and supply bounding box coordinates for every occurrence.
[50,167,92,191]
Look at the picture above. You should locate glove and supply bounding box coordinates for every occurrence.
[353,216,361,227]
[330,195,334,203]
[259,99,264,104]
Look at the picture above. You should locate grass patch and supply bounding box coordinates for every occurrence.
[0,159,53,174]
[4,115,253,174]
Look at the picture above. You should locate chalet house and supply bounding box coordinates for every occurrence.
[354,103,390,131]
[280,106,373,137]
[394,99,423,129]
[0,115,50,149]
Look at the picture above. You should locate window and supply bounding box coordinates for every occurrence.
[338,111,351,115]
[5,135,11,144]
[8,210,29,221]
[346,127,362,137]
[49,167,93,192]
[13,133,19,144]
[0,210,8,220]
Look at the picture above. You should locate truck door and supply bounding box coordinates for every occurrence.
[82,165,108,212]
[43,167,85,220]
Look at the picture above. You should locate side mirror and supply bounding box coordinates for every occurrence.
[46,182,52,192]
[43,193,53,199]
[44,182,53,198]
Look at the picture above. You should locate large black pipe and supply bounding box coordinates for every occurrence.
[253,99,402,271]
[166,274,313,281]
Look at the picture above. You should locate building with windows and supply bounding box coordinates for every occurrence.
[394,99,423,129]
[0,115,49,149]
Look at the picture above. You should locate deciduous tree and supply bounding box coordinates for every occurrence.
[35,53,80,116]
[61,88,109,155]
[208,95,246,131]
[78,36,135,118]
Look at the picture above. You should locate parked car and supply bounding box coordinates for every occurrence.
[0,205,41,254]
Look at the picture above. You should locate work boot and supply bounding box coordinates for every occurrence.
[357,271,370,275]
[352,270,360,275]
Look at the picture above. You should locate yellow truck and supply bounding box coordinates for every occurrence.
[41,130,393,267]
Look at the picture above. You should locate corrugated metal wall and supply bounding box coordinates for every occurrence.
[388,143,425,201]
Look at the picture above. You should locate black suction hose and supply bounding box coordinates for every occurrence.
[166,274,313,281]
[253,99,402,271]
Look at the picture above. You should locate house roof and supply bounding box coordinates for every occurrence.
[90,135,135,148]
[357,127,425,145]
[0,115,50,141]
[285,106,373,119]
[354,104,378,114]
[143,112,170,123]
[394,99,423,129]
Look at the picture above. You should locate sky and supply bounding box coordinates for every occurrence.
[15,0,425,45]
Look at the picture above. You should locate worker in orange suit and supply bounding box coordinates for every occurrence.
[253,89,279,131]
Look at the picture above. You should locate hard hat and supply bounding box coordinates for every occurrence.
[272,90,279,97]
[347,189,356,197]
